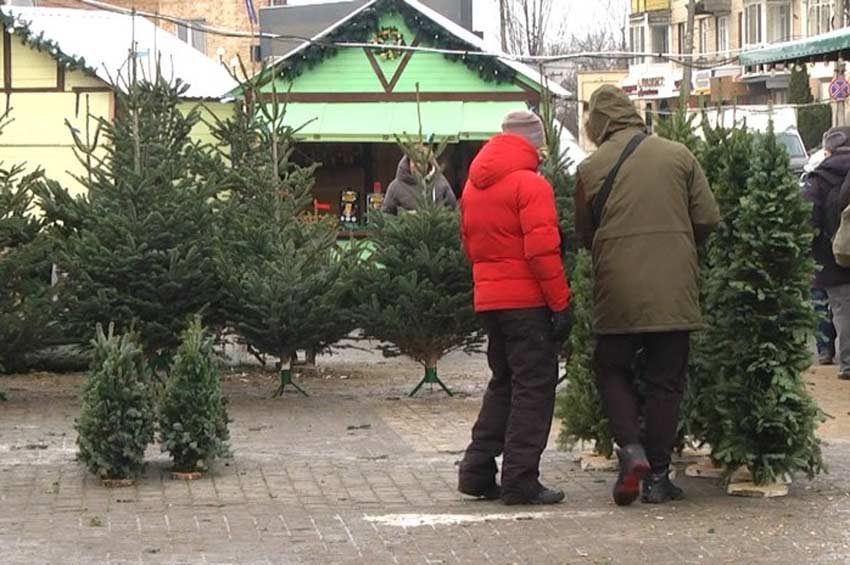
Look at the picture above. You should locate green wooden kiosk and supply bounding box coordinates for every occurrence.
[252,0,567,225]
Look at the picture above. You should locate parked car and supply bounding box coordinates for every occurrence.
[776,129,809,176]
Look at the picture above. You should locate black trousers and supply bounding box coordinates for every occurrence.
[459,308,558,499]
[593,332,690,473]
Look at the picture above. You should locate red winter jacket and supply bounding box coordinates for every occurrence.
[461,133,571,313]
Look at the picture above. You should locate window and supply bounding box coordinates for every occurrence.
[716,15,730,54]
[651,25,669,62]
[767,2,792,43]
[808,0,832,36]
[745,3,762,45]
[677,22,685,54]
[630,25,646,64]
[738,12,744,48]
[177,19,207,54]
[698,18,708,54]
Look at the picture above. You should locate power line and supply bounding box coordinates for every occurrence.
[61,0,744,70]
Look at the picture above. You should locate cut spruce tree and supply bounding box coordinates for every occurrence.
[655,104,700,153]
[158,317,230,475]
[685,121,754,446]
[556,250,613,457]
[76,324,155,484]
[358,136,483,397]
[34,74,224,362]
[0,111,56,375]
[790,65,831,150]
[700,124,825,485]
[213,83,356,397]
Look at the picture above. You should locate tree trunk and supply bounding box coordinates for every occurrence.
[680,0,697,105]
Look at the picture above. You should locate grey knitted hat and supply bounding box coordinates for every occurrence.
[823,127,850,153]
[502,110,546,149]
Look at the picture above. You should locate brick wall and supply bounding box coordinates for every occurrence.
[35,0,271,72]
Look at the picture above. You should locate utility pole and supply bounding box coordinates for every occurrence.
[499,0,510,52]
[680,0,697,105]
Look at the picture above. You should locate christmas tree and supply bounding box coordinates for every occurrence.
[357,131,483,396]
[35,71,223,362]
[701,123,824,484]
[76,324,155,481]
[556,250,613,456]
[685,121,754,445]
[0,112,56,375]
[158,317,230,473]
[213,82,356,397]
[539,94,577,261]
[656,105,700,153]
[790,65,831,150]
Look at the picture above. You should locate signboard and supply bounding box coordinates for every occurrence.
[830,75,850,102]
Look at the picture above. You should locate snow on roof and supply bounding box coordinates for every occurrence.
[0,7,237,99]
[273,0,570,98]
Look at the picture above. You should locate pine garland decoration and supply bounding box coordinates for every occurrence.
[276,0,515,84]
[1,11,92,75]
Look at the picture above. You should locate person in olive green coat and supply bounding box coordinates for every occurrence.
[574,85,720,506]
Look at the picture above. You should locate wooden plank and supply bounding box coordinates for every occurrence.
[2,29,11,92]
[364,48,391,93]
[386,37,420,93]
[56,64,66,92]
[259,91,535,103]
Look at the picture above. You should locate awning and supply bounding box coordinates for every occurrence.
[279,101,526,143]
[739,28,850,67]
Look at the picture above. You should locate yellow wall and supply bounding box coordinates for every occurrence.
[577,70,630,152]
[2,32,234,196]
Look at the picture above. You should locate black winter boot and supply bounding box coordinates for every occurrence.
[502,486,565,506]
[641,472,684,504]
[459,483,501,501]
[613,444,650,507]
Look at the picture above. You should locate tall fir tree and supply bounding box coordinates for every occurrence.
[685,121,755,445]
[701,124,824,484]
[213,83,356,397]
[0,112,56,375]
[358,131,483,396]
[34,72,224,361]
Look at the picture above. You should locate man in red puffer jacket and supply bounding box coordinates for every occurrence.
[458,110,573,506]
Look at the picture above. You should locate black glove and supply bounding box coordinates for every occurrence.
[551,308,574,343]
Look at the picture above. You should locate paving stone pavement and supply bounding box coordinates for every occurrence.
[2,350,850,564]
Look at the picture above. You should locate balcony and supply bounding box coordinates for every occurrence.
[630,0,671,16]
[700,0,731,14]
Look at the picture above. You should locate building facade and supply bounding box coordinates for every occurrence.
[7,0,285,69]
[626,0,847,111]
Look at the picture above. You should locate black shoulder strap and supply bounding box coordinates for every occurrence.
[592,133,647,229]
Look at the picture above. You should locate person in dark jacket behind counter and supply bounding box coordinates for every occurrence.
[458,110,573,506]
[381,153,457,214]
[804,127,850,378]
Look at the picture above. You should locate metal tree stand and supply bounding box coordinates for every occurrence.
[409,367,453,397]
[273,367,309,398]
